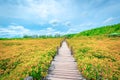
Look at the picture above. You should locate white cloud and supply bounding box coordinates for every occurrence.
[0,25,30,38]
[9,25,29,32]
[65,23,96,34]
[103,16,120,24]
[49,19,72,27]
[79,23,94,27]
[49,19,59,26]
[66,28,78,34]
[103,17,115,24]
[39,27,63,35]
[0,0,77,23]
[64,21,71,27]
[0,0,66,20]
[0,24,66,38]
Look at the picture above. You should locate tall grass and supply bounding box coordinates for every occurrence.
[0,38,61,80]
[67,37,120,79]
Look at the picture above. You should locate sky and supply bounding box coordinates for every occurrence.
[0,0,120,38]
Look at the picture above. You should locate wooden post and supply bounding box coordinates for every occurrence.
[71,46,73,55]
[60,40,63,47]
[57,46,59,55]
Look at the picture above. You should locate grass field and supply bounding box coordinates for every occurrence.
[67,36,120,79]
[0,38,61,80]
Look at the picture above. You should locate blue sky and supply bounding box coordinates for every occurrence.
[0,0,120,38]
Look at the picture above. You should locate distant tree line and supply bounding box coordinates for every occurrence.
[23,34,62,38]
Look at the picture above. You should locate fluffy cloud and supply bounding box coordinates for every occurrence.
[103,17,120,24]
[49,19,72,27]
[0,0,69,20]
[39,27,64,35]
[0,25,30,38]
[66,28,78,34]
[103,17,117,24]
[64,21,71,27]
[0,25,65,38]
[49,19,59,27]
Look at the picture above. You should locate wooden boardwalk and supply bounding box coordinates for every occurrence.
[46,41,86,80]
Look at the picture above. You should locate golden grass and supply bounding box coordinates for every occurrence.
[0,38,61,80]
[67,37,120,80]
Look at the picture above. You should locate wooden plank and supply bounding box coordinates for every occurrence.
[47,75,84,80]
[50,73,81,77]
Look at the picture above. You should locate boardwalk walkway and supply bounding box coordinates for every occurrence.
[46,41,86,80]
